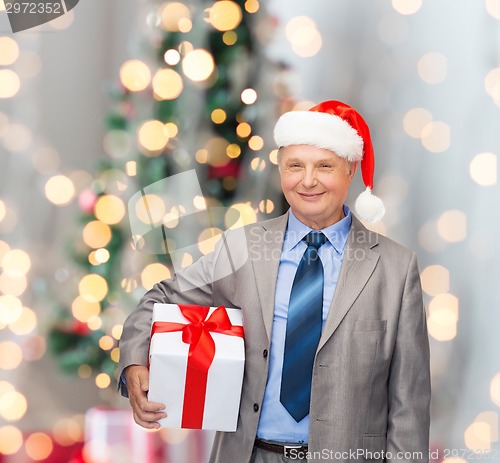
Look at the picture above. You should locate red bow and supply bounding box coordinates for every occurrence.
[150,304,244,428]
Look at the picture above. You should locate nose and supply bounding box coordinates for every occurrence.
[301,166,317,188]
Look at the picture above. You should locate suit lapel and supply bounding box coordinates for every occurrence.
[250,211,289,341]
[318,216,380,351]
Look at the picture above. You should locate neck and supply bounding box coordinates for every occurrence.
[293,207,345,230]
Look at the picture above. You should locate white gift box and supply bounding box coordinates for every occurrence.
[148,303,245,432]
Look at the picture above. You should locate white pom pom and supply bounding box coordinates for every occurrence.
[355,187,385,222]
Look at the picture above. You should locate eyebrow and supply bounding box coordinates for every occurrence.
[285,157,338,164]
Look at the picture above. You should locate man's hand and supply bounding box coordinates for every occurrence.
[124,365,167,429]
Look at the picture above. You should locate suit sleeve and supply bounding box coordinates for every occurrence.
[117,235,224,397]
[386,252,431,463]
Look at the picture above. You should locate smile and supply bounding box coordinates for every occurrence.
[297,192,325,199]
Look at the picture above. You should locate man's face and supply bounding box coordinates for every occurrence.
[279,144,356,229]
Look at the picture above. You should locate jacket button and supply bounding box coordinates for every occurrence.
[262,349,268,359]
[253,403,259,412]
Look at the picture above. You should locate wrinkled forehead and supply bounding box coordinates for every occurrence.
[278,144,349,163]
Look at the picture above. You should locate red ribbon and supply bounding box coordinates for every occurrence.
[150,304,244,429]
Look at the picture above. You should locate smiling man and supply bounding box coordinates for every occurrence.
[118,100,431,463]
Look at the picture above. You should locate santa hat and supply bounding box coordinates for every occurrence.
[274,100,385,222]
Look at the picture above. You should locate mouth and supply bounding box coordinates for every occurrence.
[297,192,325,199]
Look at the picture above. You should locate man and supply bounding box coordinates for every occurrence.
[119,100,431,463]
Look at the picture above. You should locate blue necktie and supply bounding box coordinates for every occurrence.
[280,231,327,422]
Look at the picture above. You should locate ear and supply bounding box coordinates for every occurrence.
[349,161,358,180]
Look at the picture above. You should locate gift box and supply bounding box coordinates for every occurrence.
[148,303,245,432]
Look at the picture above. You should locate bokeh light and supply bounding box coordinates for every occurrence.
[484,67,500,101]
[134,194,166,225]
[161,2,191,32]
[120,60,151,92]
[469,152,497,186]
[111,324,123,340]
[53,418,82,446]
[490,373,500,407]
[87,316,102,331]
[198,227,223,255]
[3,124,32,152]
[0,390,28,421]
[165,122,178,137]
[96,373,111,389]
[211,108,227,124]
[0,295,23,324]
[269,149,279,165]
[421,121,451,153]
[0,341,23,370]
[23,335,46,362]
[83,221,112,249]
[138,120,169,153]
[420,265,450,296]
[94,248,110,264]
[152,69,183,100]
[72,296,101,323]
[0,70,21,98]
[236,122,251,138]
[182,49,215,81]
[245,0,259,13]
[486,0,500,19]
[164,49,181,65]
[0,426,23,455]
[248,135,264,151]
[223,31,238,45]
[2,248,31,277]
[427,293,459,341]
[437,210,467,242]
[250,157,266,171]
[94,195,126,225]
[126,161,137,176]
[403,108,433,139]
[225,203,257,229]
[391,0,422,15]
[8,306,37,335]
[79,274,108,303]
[99,335,114,351]
[205,137,231,167]
[259,199,275,214]
[241,88,257,104]
[25,432,53,460]
[285,16,322,57]
[417,53,447,84]
[464,419,493,452]
[0,37,20,65]
[207,1,242,31]
[45,175,75,205]
[227,144,241,158]
[141,263,171,290]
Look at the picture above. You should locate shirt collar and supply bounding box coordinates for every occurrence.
[284,206,352,255]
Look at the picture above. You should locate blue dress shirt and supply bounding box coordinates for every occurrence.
[256,206,352,444]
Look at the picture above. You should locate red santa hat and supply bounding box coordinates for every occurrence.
[274,100,385,222]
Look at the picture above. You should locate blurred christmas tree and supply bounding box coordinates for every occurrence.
[47,0,285,392]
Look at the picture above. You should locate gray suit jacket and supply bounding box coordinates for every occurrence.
[119,212,430,463]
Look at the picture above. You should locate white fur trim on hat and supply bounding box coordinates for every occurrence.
[355,187,385,222]
[274,111,364,162]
